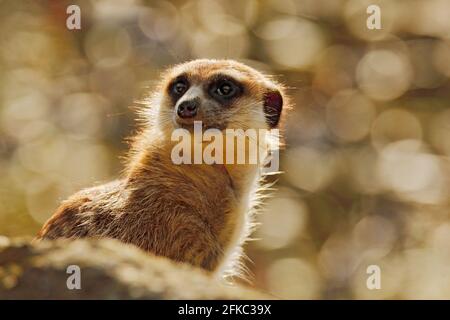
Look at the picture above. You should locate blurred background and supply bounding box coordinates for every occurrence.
[0,0,449,299]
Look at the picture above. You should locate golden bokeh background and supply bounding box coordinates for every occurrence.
[0,0,449,299]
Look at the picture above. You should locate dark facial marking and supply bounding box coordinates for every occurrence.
[168,74,189,102]
[208,75,242,105]
[263,90,283,128]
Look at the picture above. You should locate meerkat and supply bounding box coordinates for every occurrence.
[36,59,288,279]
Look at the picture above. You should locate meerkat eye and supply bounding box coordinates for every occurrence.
[171,79,189,96]
[217,82,234,96]
[210,80,240,101]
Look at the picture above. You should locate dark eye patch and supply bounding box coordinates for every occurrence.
[168,75,189,101]
[208,76,242,104]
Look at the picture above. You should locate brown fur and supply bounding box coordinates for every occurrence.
[36,59,288,278]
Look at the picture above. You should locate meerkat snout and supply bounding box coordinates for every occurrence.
[177,99,199,119]
[36,59,289,280]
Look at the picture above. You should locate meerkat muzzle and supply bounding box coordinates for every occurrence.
[177,99,198,119]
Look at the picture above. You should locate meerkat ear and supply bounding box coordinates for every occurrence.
[263,90,283,128]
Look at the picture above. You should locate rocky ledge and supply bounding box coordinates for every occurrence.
[0,237,268,299]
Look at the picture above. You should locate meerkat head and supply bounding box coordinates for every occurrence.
[150,59,287,134]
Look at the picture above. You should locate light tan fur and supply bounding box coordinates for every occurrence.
[36,59,288,279]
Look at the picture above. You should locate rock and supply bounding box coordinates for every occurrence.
[0,236,269,299]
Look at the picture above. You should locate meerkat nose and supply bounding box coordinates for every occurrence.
[177,99,198,119]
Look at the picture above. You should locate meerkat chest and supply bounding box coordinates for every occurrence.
[128,163,237,232]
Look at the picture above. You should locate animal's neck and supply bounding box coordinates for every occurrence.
[128,128,263,197]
